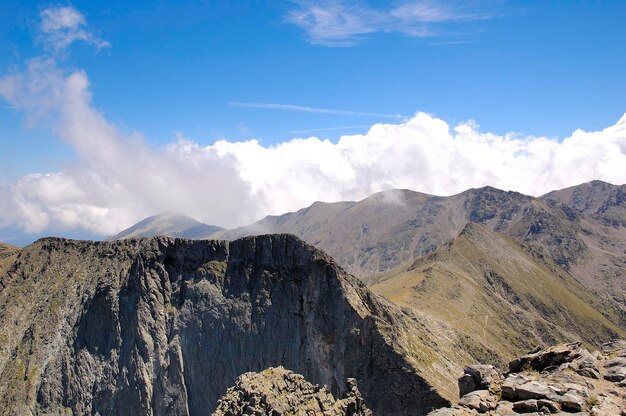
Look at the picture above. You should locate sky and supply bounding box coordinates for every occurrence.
[0,1,625,245]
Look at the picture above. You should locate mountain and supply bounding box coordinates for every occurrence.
[211,181,626,312]
[0,243,19,281]
[111,212,223,240]
[541,181,626,309]
[369,223,625,364]
[0,234,493,415]
[211,186,572,275]
[542,180,626,226]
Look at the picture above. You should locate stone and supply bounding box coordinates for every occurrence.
[557,392,583,412]
[603,357,626,382]
[212,367,372,416]
[458,390,497,413]
[508,342,583,373]
[577,367,600,379]
[437,341,626,416]
[512,399,539,413]
[458,365,502,396]
[501,376,559,402]
[536,399,560,413]
[602,340,626,355]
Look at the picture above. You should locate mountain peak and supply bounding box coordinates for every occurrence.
[111,212,223,240]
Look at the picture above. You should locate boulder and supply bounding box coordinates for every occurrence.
[501,375,562,402]
[556,392,584,413]
[511,399,558,413]
[508,342,583,373]
[458,365,502,396]
[458,390,497,413]
[603,357,626,382]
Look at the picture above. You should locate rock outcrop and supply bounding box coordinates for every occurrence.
[0,234,486,415]
[428,341,626,415]
[212,366,372,415]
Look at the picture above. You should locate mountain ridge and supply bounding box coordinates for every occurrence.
[369,222,626,364]
[0,233,493,415]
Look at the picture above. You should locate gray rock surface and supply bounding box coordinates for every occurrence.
[212,366,372,416]
[0,234,484,415]
[428,341,626,415]
[458,365,503,397]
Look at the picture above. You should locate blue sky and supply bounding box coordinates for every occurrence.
[1,1,625,244]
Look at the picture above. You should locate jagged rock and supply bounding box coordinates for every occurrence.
[508,342,583,373]
[603,357,626,382]
[212,366,372,416]
[501,377,561,401]
[602,339,626,355]
[512,398,559,414]
[430,342,626,416]
[557,392,584,412]
[458,365,502,396]
[458,390,497,413]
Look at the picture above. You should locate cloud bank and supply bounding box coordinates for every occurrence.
[1,5,625,238]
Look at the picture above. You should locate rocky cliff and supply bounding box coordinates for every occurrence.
[0,234,487,415]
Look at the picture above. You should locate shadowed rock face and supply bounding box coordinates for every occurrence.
[0,234,479,416]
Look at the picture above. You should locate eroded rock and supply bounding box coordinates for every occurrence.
[429,341,626,415]
[212,366,372,416]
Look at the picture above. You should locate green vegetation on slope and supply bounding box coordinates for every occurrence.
[370,223,626,365]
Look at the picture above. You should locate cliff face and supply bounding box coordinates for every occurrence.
[0,234,482,416]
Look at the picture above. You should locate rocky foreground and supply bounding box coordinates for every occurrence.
[429,341,626,415]
[208,341,626,415]
[213,366,372,416]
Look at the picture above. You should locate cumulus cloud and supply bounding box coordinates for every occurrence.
[287,0,494,46]
[39,6,110,52]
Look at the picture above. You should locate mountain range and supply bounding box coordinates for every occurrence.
[114,180,626,314]
[1,180,624,415]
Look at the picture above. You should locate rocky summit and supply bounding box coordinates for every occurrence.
[0,234,490,415]
[428,341,626,415]
[212,366,372,416]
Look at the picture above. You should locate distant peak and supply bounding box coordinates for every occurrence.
[111,212,222,240]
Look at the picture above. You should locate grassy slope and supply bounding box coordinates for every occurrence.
[370,223,626,365]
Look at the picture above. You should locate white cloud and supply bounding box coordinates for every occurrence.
[287,0,494,46]
[39,6,110,52]
[1,5,625,238]
[1,58,625,237]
